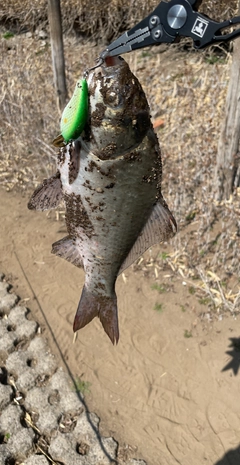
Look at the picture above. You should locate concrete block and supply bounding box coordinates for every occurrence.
[73,412,118,464]
[0,320,15,353]
[25,369,84,435]
[6,335,57,391]
[24,456,50,465]
[7,305,38,339]
[49,433,83,465]
[0,282,18,313]
[0,404,34,461]
[0,383,12,410]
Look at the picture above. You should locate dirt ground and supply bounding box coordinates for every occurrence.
[0,189,240,465]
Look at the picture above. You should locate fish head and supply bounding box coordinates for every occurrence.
[86,56,151,159]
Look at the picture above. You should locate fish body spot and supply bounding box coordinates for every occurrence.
[105,183,115,189]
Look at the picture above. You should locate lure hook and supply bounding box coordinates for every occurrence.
[83,57,104,78]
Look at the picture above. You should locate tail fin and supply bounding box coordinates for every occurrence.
[73,286,119,344]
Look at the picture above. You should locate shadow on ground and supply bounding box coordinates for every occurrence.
[215,445,240,465]
[222,338,240,376]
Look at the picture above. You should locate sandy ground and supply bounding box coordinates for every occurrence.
[0,188,240,465]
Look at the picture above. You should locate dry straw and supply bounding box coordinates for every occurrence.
[0,0,238,37]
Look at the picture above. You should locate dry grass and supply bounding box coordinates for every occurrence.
[126,45,240,316]
[0,0,240,318]
[0,0,238,39]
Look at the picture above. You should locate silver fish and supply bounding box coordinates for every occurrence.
[28,56,177,344]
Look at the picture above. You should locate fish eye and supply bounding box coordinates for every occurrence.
[105,89,123,108]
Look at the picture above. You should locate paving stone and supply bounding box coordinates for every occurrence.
[0,382,12,410]
[7,305,38,339]
[0,445,9,465]
[0,282,18,313]
[49,433,85,464]
[49,430,118,465]
[0,404,34,461]
[70,411,118,464]
[49,368,84,411]
[4,428,34,459]
[24,456,50,465]
[6,335,57,391]
[25,368,84,434]
[0,404,23,435]
[0,318,16,353]
[0,306,37,355]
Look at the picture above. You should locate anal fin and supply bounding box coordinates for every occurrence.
[52,236,83,268]
[28,171,63,211]
[119,198,177,274]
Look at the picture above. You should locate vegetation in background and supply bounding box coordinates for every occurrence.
[0,0,237,40]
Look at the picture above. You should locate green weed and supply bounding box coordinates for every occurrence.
[205,55,225,65]
[185,211,196,222]
[188,286,195,295]
[154,303,163,313]
[141,51,152,58]
[2,432,10,443]
[151,283,166,293]
[73,377,91,394]
[198,297,211,306]
[184,330,192,338]
[3,32,14,39]
[159,252,169,261]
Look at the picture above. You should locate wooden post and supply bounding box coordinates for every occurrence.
[215,2,240,200]
[48,0,68,112]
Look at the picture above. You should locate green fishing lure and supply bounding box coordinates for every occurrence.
[53,78,88,146]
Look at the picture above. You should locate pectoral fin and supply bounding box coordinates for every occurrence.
[119,198,177,274]
[52,134,65,147]
[51,236,83,268]
[28,172,63,211]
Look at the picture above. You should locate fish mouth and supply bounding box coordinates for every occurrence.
[87,56,125,85]
[103,56,123,68]
[100,56,126,78]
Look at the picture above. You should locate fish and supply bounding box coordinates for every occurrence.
[28,56,177,344]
